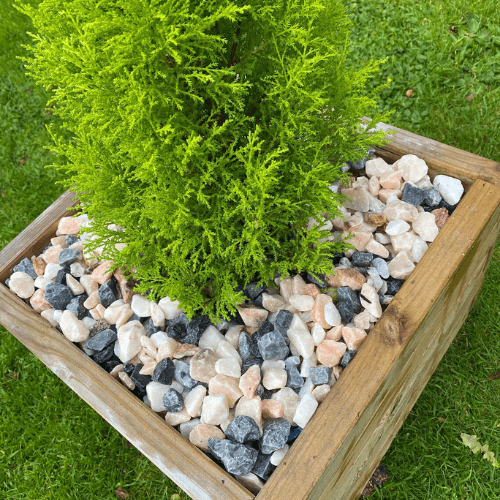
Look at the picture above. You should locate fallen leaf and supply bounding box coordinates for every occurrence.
[406,89,414,98]
[115,486,129,499]
[438,417,445,422]
[489,372,500,381]
[466,93,475,102]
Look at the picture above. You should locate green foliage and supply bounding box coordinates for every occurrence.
[16,0,391,320]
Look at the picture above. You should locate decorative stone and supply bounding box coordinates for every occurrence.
[58,248,81,267]
[388,251,415,279]
[316,340,347,367]
[293,393,318,428]
[190,348,219,383]
[326,268,366,290]
[198,325,225,351]
[359,283,382,318]
[184,385,207,417]
[80,274,98,296]
[189,424,225,452]
[433,175,464,205]
[238,305,269,328]
[225,415,260,444]
[309,366,331,385]
[117,320,145,363]
[162,388,184,412]
[384,200,419,222]
[90,260,114,285]
[14,258,37,279]
[201,394,229,425]
[29,289,51,313]
[412,212,439,242]
[271,388,299,424]
[8,272,35,299]
[152,357,175,385]
[209,374,243,408]
[59,310,90,342]
[431,207,449,229]
[208,438,258,476]
[259,418,291,454]
[412,237,428,263]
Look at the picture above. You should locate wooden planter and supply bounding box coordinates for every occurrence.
[1,122,500,500]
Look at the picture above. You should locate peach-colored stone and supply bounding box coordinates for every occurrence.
[173,343,200,359]
[156,338,179,362]
[208,375,243,408]
[189,424,225,452]
[325,326,343,342]
[379,170,403,189]
[237,305,269,328]
[341,228,372,252]
[29,289,52,313]
[316,340,347,367]
[43,245,63,264]
[58,216,83,235]
[304,283,320,298]
[326,268,366,290]
[431,207,449,229]
[80,274,98,296]
[32,256,46,277]
[190,348,219,383]
[342,326,368,350]
[262,399,285,419]
[365,238,390,258]
[8,272,35,299]
[384,200,419,222]
[368,175,380,197]
[239,364,261,399]
[91,260,114,285]
[113,268,134,303]
[378,188,401,204]
[388,251,415,279]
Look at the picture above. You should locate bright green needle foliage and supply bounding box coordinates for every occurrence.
[16,0,391,320]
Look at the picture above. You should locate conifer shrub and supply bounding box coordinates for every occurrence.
[17,0,392,320]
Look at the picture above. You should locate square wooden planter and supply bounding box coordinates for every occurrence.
[1,122,500,500]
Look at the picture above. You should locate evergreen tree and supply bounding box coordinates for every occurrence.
[16,0,392,320]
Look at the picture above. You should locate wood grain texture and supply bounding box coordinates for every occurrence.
[257,179,500,500]
[0,190,79,281]
[0,283,253,500]
[369,121,500,189]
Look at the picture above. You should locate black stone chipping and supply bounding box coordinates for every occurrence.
[130,364,152,392]
[309,366,331,385]
[207,438,258,476]
[98,276,118,308]
[225,416,261,443]
[66,295,87,320]
[162,388,184,412]
[13,258,37,279]
[85,328,117,351]
[58,248,82,266]
[152,357,175,385]
[44,282,74,310]
[259,418,291,454]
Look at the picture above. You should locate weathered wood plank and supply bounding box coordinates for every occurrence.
[370,121,500,189]
[0,284,253,500]
[257,179,500,500]
[0,190,79,281]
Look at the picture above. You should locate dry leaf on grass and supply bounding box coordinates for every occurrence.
[115,486,130,499]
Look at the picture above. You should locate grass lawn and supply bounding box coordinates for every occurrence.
[1,0,499,499]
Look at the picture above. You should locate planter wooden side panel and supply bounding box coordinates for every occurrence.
[257,179,500,500]
[0,284,253,500]
[372,121,500,189]
[0,190,79,282]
